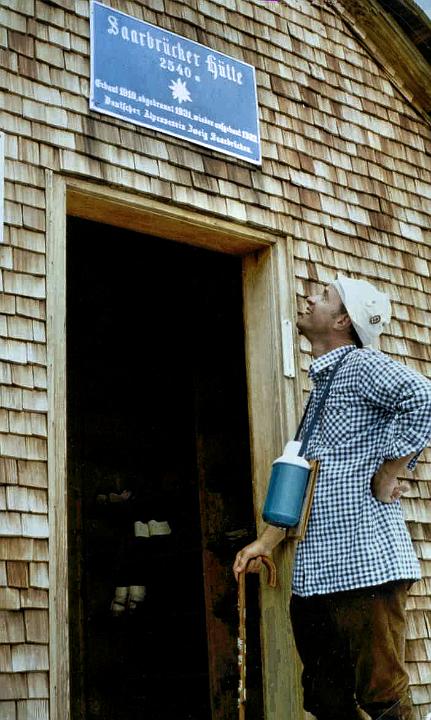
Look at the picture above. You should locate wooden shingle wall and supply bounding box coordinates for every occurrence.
[1,0,431,718]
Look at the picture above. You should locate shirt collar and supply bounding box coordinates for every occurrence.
[308,345,355,383]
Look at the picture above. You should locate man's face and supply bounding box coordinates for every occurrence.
[297,284,344,339]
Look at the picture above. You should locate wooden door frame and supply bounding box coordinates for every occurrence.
[46,171,304,719]
[243,241,305,719]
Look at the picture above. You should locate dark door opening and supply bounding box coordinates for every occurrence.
[67,217,263,720]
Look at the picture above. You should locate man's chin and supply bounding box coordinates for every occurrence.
[296,317,310,340]
[296,316,306,331]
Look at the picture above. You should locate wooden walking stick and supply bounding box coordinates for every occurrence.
[238,556,277,720]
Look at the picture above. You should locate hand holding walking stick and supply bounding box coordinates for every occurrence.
[237,556,277,719]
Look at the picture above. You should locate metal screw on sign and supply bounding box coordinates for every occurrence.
[237,556,277,720]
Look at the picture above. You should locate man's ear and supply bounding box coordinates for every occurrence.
[334,313,352,332]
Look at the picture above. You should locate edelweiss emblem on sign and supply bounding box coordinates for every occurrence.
[370,315,381,325]
[169,78,192,104]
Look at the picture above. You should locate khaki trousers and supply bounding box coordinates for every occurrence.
[290,581,413,720]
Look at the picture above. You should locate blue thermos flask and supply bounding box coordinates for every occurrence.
[262,351,351,527]
[262,440,310,527]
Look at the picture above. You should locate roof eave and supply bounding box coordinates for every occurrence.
[329,0,431,122]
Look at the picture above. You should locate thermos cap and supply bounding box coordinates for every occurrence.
[273,440,310,469]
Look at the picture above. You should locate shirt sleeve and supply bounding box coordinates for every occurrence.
[357,350,431,470]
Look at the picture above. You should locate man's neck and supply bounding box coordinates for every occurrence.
[311,338,355,359]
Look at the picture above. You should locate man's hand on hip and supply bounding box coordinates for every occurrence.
[371,455,415,503]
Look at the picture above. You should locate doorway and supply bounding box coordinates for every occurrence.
[66,217,263,719]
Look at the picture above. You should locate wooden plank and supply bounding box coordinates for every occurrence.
[0,459,18,485]
[16,699,49,720]
[11,644,49,672]
[0,611,25,642]
[10,367,34,390]
[45,170,69,720]
[286,460,321,542]
[20,589,48,609]
[0,673,27,700]
[27,672,49,699]
[17,461,47,489]
[242,241,304,720]
[21,513,48,539]
[0,589,20,610]
[0,646,13,673]
[192,274,263,719]
[24,610,49,643]
[0,513,22,536]
[66,178,278,256]
[6,562,29,589]
[9,412,32,438]
[0,701,16,720]
[29,563,48,589]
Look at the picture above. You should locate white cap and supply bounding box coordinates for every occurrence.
[332,274,392,347]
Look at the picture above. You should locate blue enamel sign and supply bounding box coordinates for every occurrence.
[90,2,261,164]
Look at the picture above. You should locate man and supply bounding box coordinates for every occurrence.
[233,274,431,720]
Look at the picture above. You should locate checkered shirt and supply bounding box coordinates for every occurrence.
[292,345,431,597]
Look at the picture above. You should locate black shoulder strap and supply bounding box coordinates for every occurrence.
[294,349,354,457]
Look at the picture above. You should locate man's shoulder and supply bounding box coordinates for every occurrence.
[346,347,431,388]
[344,347,389,370]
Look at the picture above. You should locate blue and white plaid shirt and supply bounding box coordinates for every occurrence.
[293,345,431,597]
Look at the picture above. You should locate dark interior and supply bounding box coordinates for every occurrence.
[67,217,263,720]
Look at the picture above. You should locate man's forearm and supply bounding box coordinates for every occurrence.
[380,453,416,477]
[233,524,286,579]
[258,524,286,554]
